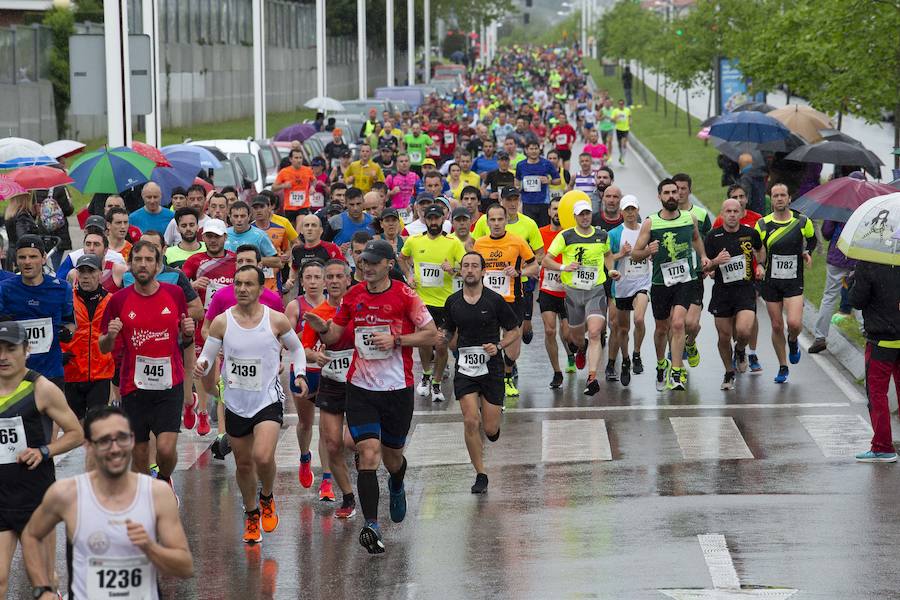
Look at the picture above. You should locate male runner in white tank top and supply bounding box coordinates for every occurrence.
[195,265,309,545]
[21,405,193,600]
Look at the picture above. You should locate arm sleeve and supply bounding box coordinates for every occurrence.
[56,255,74,283]
[260,234,278,257]
[802,218,817,253]
[197,337,223,373]
[280,330,307,374]
[528,225,544,251]
[332,299,353,327]
[751,229,763,251]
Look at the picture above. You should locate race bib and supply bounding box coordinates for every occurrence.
[262,267,275,279]
[452,277,464,292]
[409,150,422,163]
[661,258,691,287]
[457,346,489,377]
[321,349,354,383]
[310,192,325,208]
[542,269,564,292]
[624,258,649,278]
[204,281,223,310]
[418,262,444,288]
[134,355,172,391]
[484,271,510,297]
[427,143,441,157]
[0,417,26,465]
[556,134,568,146]
[522,176,541,193]
[771,254,798,280]
[443,132,454,145]
[720,255,747,284]
[288,190,307,208]
[354,325,391,360]
[87,555,151,600]
[226,357,262,391]
[571,265,600,290]
[20,317,52,354]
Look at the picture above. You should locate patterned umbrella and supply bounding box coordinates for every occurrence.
[68,147,157,194]
[0,137,55,169]
[837,192,900,265]
[0,177,29,200]
[6,165,74,190]
[131,141,171,167]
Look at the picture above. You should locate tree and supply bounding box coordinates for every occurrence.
[42,7,75,138]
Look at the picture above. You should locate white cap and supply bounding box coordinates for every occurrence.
[203,218,228,236]
[621,195,640,211]
[573,200,593,215]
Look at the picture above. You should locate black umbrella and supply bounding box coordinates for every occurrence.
[819,128,864,146]
[732,102,776,113]
[711,137,763,164]
[785,140,883,178]
[711,131,805,162]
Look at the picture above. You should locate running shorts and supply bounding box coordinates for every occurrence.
[564,285,608,327]
[122,383,184,443]
[225,401,284,438]
[650,282,694,321]
[345,383,414,449]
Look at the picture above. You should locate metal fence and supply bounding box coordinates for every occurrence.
[0,24,50,85]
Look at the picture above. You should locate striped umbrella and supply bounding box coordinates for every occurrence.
[68,147,157,194]
[0,177,29,200]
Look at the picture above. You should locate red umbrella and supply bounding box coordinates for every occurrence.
[193,177,213,193]
[791,176,898,222]
[130,141,171,167]
[6,165,74,190]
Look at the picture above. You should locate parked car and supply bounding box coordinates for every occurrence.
[189,139,271,194]
[194,145,254,203]
[256,139,283,186]
[340,99,391,118]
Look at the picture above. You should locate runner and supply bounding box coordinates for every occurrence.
[400,205,465,402]
[402,121,434,174]
[599,98,615,159]
[543,200,620,395]
[538,198,575,388]
[582,127,609,173]
[286,213,345,294]
[549,113,576,170]
[484,151,516,202]
[755,183,816,384]
[250,195,291,292]
[630,179,710,391]
[607,195,651,385]
[328,187,375,247]
[164,184,209,246]
[593,185,625,382]
[0,320,82,599]
[573,153,599,205]
[610,99,631,165]
[224,201,281,290]
[703,199,766,390]
[105,206,133,260]
[304,239,438,554]
[449,207,475,252]
[273,147,315,225]
[345,144,385,194]
[442,251,520,493]
[459,186,483,229]
[515,140,559,227]
[196,265,309,544]
[21,405,192,600]
[164,208,206,269]
[385,153,420,221]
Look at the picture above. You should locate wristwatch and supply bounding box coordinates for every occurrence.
[32,586,54,599]
[38,445,50,462]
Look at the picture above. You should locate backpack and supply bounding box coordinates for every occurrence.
[38,197,67,232]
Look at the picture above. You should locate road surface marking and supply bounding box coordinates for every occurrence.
[541,419,612,463]
[797,414,872,457]
[670,417,754,460]
[405,422,471,466]
[275,427,322,468]
[798,331,866,404]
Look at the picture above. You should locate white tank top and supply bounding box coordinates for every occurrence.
[71,473,159,600]
[222,305,284,417]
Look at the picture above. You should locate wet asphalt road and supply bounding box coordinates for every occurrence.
[10,150,897,600]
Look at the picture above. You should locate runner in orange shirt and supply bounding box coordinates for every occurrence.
[273,148,316,227]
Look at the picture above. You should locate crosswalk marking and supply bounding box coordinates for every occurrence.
[797,415,872,457]
[670,417,754,460]
[541,419,612,463]
[405,422,472,466]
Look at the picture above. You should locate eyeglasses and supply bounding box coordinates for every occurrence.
[92,432,134,451]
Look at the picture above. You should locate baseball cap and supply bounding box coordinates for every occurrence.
[75,253,102,271]
[359,239,396,263]
[435,196,451,210]
[415,192,435,204]
[16,234,45,254]
[250,195,269,206]
[311,156,326,167]
[424,205,444,218]
[501,187,520,200]
[380,207,400,220]
[422,158,437,167]
[0,321,25,345]
[451,207,471,220]
[573,200,593,214]
[620,195,640,211]
[203,218,228,236]
[341,149,352,158]
[85,215,107,231]
[497,151,510,160]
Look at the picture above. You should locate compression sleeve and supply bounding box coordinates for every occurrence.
[197,337,223,375]
[280,330,307,374]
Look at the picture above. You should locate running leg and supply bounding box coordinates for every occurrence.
[459,393,486,474]
[251,421,281,498]
[632,293,648,352]
[715,316,734,371]
[541,311,562,372]
[320,412,352,495]
[154,432,179,479]
[766,300,788,366]
[0,531,18,597]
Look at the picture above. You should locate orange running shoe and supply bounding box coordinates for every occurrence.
[318,478,335,502]
[259,495,279,533]
[243,511,262,544]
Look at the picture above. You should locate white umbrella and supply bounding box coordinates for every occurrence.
[0,137,55,169]
[304,96,345,113]
[837,192,900,266]
[44,139,86,159]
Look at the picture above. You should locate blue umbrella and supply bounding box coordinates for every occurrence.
[151,154,203,206]
[709,111,792,144]
[161,144,222,169]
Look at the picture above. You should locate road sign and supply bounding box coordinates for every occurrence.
[70,34,151,116]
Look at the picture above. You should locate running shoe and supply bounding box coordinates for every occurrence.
[685,341,700,368]
[211,433,232,460]
[855,450,898,463]
[471,473,489,494]
[298,454,314,488]
[831,312,851,325]
[632,353,644,374]
[748,354,762,373]
[655,358,670,391]
[774,365,789,384]
[388,479,407,523]
[319,478,336,502]
[605,362,618,382]
[431,382,445,402]
[335,497,357,519]
[243,511,262,544]
[259,495,279,533]
[504,376,519,397]
[197,411,211,436]
[416,373,432,397]
[787,338,801,364]
[549,371,564,389]
[566,355,577,373]
[808,338,827,354]
[734,348,748,374]
[359,521,385,554]
[575,346,587,370]
[620,360,631,387]
[584,377,601,396]
[183,393,198,430]
[668,367,686,391]
[721,371,736,391]
[522,327,533,345]
[618,155,624,165]
[149,463,159,478]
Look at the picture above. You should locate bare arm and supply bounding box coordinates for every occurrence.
[22,480,74,588]
[396,320,439,349]
[186,296,204,321]
[304,312,346,346]
[520,258,539,278]
[541,252,563,271]
[629,220,655,261]
[34,378,83,459]
[136,481,193,577]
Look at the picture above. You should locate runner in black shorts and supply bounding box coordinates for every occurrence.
[442,252,520,494]
[538,199,575,387]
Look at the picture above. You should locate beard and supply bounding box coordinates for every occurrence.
[663,200,679,212]
[551,216,561,226]
[182,231,196,243]
[426,224,442,236]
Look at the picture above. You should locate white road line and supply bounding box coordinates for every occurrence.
[670,417,754,460]
[410,401,850,416]
[697,534,741,590]
[404,422,471,467]
[797,330,867,404]
[797,414,873,457]
[541,419,612,463]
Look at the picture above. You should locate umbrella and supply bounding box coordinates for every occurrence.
[303,96,345,113]
[732,101,776,113]
[130,141,171,167]
[790,177,898,222]
[819,129,863,146]
[837,192,900,265]
[161,145,222,169]
[785,140,883,178]
[193,177,213,193]
[890,177,900,190]
[701,115,719,128]
[6,166,74,190]
[708,111,792,144]
[68,147,157,194]
[43,139,86,160]
[769,104,833,143]
[0,137,55,169]
[151,154,203,205]
[0,178,29,200]
[274,123,317,143]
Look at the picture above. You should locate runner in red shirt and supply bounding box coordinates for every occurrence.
[550,113,577,170]
[437,114,459,163]
[99,240,194,496]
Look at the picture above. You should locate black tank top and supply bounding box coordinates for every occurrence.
[0,370,54,509]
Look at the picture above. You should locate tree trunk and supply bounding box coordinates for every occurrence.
[686,87,692,136]
[674,86,679,127]
[663,76,668,117]
[707,79,713,118]
[655,72,660,112]
[641,64,648,105]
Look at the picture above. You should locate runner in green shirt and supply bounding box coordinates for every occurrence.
[402,121,434,170]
